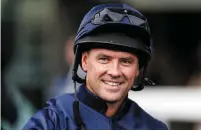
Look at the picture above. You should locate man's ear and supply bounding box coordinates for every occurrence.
[136,69,140,77]
[136,62,140,77]
[81,52,88,72]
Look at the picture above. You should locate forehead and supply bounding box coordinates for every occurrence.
[88,48,138,58]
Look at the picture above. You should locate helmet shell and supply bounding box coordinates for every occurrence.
[74,4,152,67]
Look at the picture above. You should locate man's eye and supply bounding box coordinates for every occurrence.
[98,57,109,63]
[121,60,132,65]
[100,57,108,61]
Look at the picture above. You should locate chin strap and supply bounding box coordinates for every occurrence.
[72,45,85,83]
[72,45,85,130]
[72,81,85,130]
[73,101,85,130]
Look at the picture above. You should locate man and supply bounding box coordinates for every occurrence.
[23,3,168,130]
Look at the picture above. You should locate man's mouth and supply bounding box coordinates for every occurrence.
[102,80,122,86]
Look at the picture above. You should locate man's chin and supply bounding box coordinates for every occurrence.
[104,100,119,104]
[102,97,121,104]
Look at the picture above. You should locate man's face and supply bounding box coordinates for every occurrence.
[81,48,139,103]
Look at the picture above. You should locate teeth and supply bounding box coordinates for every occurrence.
[104,81,121,86]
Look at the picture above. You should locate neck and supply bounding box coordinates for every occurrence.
[105,97,125,117]
[85,82,128,117]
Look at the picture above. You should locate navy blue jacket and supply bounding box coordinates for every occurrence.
[23,84,168,130]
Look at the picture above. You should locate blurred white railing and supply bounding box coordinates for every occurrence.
[128,86,201,122]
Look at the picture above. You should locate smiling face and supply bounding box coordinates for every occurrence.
[81,48,139,103]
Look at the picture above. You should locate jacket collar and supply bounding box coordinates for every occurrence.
[77,84,131,120]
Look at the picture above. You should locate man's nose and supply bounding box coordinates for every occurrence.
[107,61,122,77]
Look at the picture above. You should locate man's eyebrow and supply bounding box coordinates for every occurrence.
[120,56,135,61]
[96,53,111,58]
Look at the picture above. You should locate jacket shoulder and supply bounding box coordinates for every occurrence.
[45,93,76,119]
[128,99,168,130]
[47,93,75,109]
[23,93,76,130]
